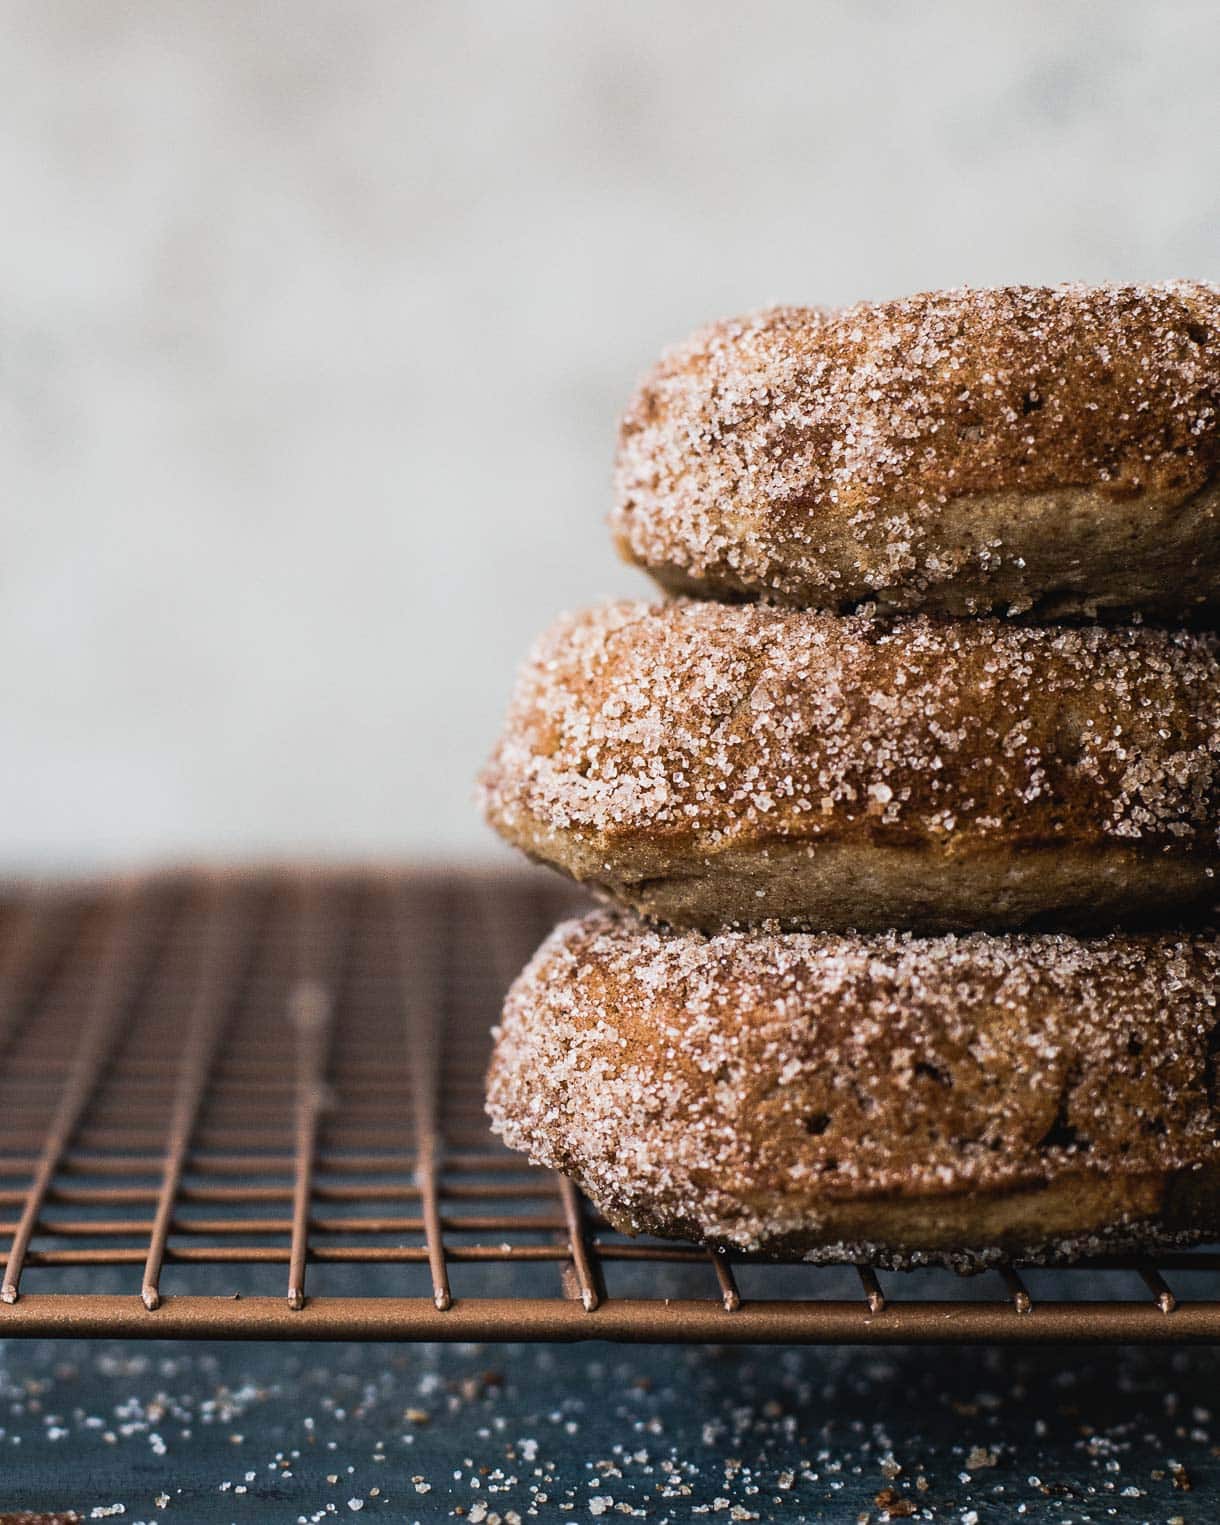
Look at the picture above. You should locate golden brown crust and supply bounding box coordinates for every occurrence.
[612,284,1220,618]
[479,600,1220,932]
[486,912,1220,1264]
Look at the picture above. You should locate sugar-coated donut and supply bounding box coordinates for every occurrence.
[612,283,1220,620]
[479,600,1220,932]
[486,912,1220,1266]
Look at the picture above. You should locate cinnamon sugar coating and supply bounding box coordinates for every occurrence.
[487,912,1220,1264]
[479,600,1220,932]
[613,283,1220,619]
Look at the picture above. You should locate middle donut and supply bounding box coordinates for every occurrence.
[481,600,1220,932]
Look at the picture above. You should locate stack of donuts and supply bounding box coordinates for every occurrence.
[480,284,1220,1267]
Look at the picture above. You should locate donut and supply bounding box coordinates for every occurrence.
[486,911,1220,1266]
[612,283,1220,620]
[479,600,1220,933]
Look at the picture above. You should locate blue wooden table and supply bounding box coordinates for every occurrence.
[1,1331,1215,1522]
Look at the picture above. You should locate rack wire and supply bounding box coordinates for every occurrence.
[0,868,1216,1344]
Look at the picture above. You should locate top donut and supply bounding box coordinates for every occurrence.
[612,283,1220,620]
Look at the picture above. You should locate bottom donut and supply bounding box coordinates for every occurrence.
[485,912,1220,1267]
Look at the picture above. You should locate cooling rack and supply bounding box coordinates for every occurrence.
[0,867,1216,1344]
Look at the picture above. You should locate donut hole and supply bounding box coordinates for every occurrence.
[819,1156,840,1174]
[1127,1035,1144,1058]
[913,1059,953,1088]
[1185,319,1209,345]
[1039,1116,1089,1153]
[847,1081,879,1116]
[1021,389,1044,415]
[803,1111,831,1136]
[1039,1069,1090,1153]
[1054,712,1089,765]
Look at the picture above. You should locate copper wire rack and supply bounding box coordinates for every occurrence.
[0,867,1216,1345]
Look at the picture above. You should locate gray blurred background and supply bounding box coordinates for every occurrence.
[2,0,1217,870]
